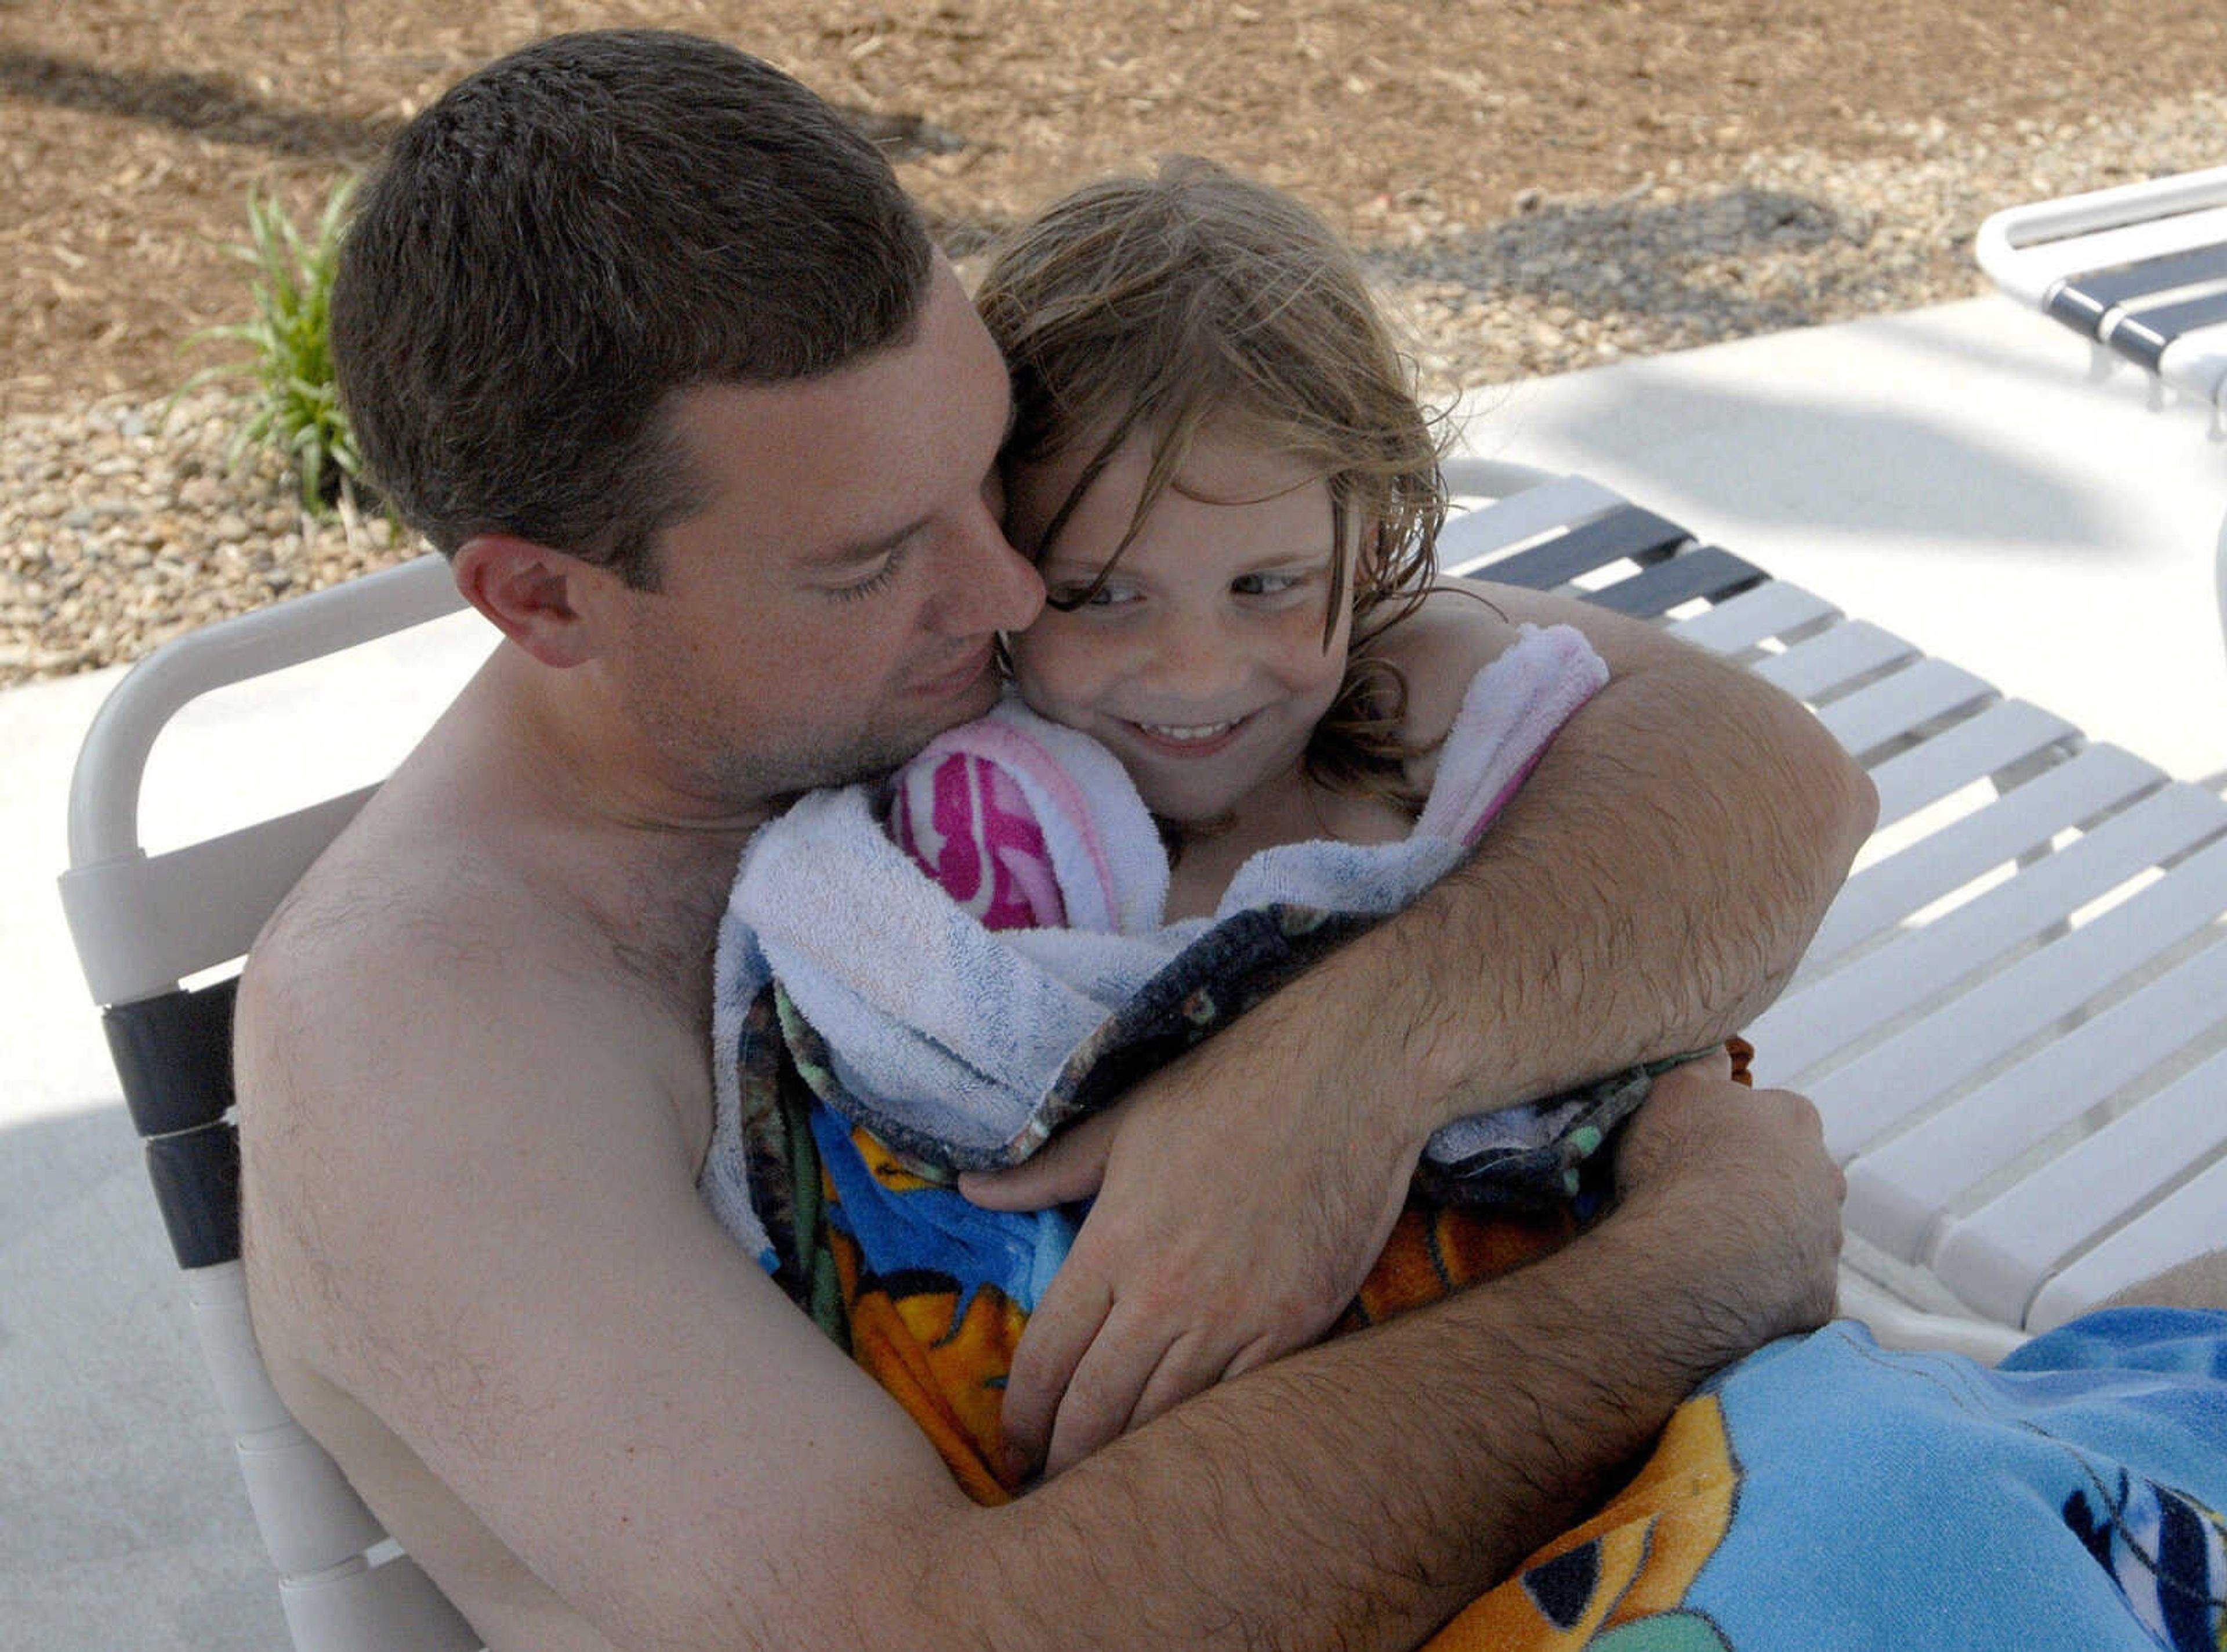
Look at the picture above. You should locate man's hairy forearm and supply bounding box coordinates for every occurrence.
[912,1189,1733,1651]
[1319,642,1874,1128]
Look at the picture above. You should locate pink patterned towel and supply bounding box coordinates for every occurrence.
[891,750,1067,931]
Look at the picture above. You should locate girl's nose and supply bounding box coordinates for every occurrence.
[1143,609,1247,703]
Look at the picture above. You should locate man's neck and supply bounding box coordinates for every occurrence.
[477,645,779,845]
[385,647,759,1019]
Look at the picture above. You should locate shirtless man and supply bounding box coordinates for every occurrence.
[235,31,1871,1651]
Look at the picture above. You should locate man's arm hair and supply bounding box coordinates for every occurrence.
[940,1194,1738,1648]
[934,1050,1845,1652]
[1351,577,1876,1127]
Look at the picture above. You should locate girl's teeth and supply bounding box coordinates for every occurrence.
[1140,720,1236,740]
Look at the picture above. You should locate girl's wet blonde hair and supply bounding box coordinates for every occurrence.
[976,156,1450,814]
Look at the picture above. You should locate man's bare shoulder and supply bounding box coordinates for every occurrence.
[257,775,726,1135]
[241,807,625,1142]
[248,793,590,1022]
[252,820,513,1012]
[234,757,730,1360]
[242,734,728,1090]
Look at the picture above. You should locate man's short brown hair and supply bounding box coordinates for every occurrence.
[333,30,934,588]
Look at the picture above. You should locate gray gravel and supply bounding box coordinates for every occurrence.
[1,392,401,682]
[7,95,2224,689]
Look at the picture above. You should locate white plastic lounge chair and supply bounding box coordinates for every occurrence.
[1975,164,2227,671]
[56,470,2227,1643]
[1976,165,2227,423]
[1445,459,2227,1363]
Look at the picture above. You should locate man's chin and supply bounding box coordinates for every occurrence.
[911,669,1003,742]
[944,669,1004,724]
[818,689,1004,791]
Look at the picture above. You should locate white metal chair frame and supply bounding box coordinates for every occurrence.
[59,553,482,1652]
[59,468,2227,1644]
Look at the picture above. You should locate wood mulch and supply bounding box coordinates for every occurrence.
[6,0,2227,417]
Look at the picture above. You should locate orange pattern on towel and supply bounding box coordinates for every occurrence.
[836,1037,1755,1508]
[833,1179,1582,1502]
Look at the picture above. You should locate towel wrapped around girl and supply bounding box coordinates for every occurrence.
[702,625,1736,1498]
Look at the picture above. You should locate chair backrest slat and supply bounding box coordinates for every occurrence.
[104,977,238,1135]
[146,1121,244,1270]
[62,786,379,1007]
[1467,503,1695,590]
[1585,544,1767,618]
[106,979,246,1269]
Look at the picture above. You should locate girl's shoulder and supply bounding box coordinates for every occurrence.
[1373,580,1526,759]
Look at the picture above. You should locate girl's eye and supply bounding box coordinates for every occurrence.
[1051,579,1138,609]
[1234,571,1303,597]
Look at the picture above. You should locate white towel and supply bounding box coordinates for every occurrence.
[712,623,1608,1181]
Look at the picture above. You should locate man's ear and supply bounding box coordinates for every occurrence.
[452,533,615,668]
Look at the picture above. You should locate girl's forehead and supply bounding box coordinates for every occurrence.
[1007,408,1344,575]
[1020,415,1325,502]
[1065,457,1333,568]
[1162,426,1327,503]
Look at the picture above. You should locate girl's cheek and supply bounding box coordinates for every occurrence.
[1019,612,1092,671]
[1007,628,1073,706]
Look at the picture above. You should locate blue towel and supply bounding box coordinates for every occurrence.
[1444,1309,2227,1649]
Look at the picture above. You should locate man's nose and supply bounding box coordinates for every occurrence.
[934,507,1043,635]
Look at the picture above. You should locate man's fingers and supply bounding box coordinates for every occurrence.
[960,1111,1120,1211]
[1042,1307,1171,1478]
[1000,1270,1115,1471]
[1751,1087,1845,1201]
[1657,1047,1733,1092]
[1122,1333,1232,1440]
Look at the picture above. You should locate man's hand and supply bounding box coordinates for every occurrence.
[962,1021,1420,1480]
[1611,1051,1847,1358]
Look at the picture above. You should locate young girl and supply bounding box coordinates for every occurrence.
[710,158,1714,1502]
[901,157,1532,925]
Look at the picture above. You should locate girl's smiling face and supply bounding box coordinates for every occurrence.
[1004,425,1352,828]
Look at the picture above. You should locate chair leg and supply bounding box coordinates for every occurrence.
[2214,502,2227,694]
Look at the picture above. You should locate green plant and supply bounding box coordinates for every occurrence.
[180,175,363,513]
